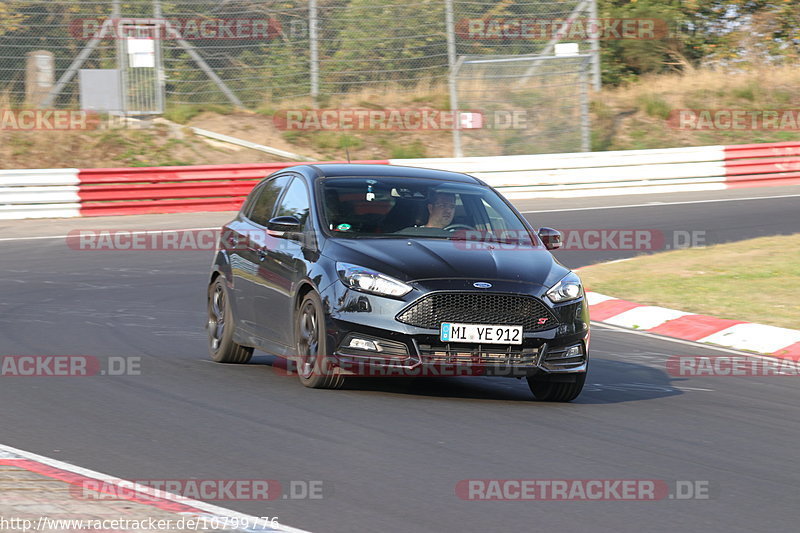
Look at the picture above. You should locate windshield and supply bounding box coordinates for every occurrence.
[319,176,538,244]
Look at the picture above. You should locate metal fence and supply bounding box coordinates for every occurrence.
[0,0,598,155]
[453,54,592,156]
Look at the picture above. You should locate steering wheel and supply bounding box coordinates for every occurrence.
[444,223,476,232]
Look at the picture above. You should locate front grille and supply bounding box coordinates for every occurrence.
[396,292,558,331]
[418,344,539,366]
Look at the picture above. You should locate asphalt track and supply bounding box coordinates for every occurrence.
[2,186,799,533]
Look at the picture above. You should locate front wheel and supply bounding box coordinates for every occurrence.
[295,291,345,389]
[207,278,253,364]
[527,372,586,402]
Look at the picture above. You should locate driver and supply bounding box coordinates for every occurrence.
[424,192,456,229]
[396,191,458,235]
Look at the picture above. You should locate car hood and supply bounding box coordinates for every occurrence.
[323,237,569,289]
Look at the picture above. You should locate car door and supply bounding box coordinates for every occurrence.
[251,176,313,348]
[229,175,291,335]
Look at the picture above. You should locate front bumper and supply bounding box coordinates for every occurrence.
[332,331,587,378]
[322,280,589,379]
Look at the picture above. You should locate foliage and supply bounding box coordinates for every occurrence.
[1,1,799,105]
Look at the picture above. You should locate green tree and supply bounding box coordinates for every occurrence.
[321,0,448,90]
[599,0,800,85]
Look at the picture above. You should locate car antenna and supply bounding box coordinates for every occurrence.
[345,145,351,163]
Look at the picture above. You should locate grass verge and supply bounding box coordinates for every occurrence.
[579,234,800,330]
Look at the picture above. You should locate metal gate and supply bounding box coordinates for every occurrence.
[117,22,164,115]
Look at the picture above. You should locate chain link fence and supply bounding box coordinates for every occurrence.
[0,0,598,155]
[454,54,591,156]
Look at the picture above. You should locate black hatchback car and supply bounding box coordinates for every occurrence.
[207,164,589,401]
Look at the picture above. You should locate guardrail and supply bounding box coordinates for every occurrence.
[2,141,799,219]
[394,141,800,198]
[723,142,800,188]
[78,163,300,217]
[0,169,81,220]
[0,161,387,219]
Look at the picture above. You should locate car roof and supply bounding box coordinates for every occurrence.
[295,163,482,184]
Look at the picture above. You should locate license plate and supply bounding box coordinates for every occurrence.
[440,323,523,345]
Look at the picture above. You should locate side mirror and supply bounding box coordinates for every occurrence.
[267,216,302,238]
[537,227,562,250]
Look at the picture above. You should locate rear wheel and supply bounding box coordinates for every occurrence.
[295,291,344,389]
[527,372,586,402]
[207,278,253,364]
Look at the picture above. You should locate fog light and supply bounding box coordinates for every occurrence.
[564,345,582,358]
[345,337,382,352]
[339,334,410,357]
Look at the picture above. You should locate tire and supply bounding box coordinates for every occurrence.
[527,372,586,402]
[295,291,344,389]
[207,277,253,364]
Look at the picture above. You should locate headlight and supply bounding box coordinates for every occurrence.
[546,271,583,303]
[336,262,412,298]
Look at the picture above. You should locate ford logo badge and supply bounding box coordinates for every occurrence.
[473,282,492,289]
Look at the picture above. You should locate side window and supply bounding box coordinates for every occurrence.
[275,178,311,228]
[248,176,291,226]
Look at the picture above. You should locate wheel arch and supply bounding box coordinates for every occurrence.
[209,248,233,285]
[294,280,317,309]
